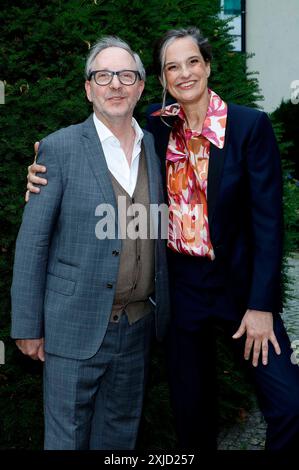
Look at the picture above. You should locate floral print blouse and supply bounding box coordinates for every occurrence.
[152,89,227,258]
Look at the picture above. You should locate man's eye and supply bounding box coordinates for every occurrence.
[190,58,200,65]
[97,72,109,79]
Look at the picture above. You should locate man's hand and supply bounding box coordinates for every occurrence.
[25,142,48,202]
[15,338,45,362]
[232,309,281,367]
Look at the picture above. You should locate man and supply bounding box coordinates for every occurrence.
[11,36,170,450]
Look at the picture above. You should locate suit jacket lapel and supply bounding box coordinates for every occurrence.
[151,116,176,192]
[81,114,117,209]
[207,105,231,227]
[142,131,160,205]
[158,117,176,160]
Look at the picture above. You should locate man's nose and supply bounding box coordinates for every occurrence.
[109,74,122,89]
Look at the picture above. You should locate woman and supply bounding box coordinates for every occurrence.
[26,27,299,450]
[146,27,299,450]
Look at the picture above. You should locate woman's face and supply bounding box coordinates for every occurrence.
[163,37,210,106]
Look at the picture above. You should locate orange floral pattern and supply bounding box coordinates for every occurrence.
[153,89,227,258]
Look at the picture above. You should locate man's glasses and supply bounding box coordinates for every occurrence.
[88,70,141,86]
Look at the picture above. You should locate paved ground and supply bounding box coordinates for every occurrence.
[218,408,266,450]
[218,254,299,450]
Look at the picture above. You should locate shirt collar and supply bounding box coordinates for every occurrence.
[151,89,227,149]
[93,113,144,145]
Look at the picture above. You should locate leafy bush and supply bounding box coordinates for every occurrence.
[272,100,299,180]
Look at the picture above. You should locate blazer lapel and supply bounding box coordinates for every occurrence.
[81,114,117,210]
[207,106,231,227]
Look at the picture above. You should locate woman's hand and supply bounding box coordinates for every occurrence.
[232,309,281,367]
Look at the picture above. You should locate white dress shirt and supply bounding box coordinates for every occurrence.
[93,113,144,197]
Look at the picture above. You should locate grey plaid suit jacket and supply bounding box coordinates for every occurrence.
[11,114,170,359]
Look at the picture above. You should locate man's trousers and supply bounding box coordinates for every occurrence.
[43,311,154,449]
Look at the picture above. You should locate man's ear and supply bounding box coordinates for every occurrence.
[85,80,92,102]
[138,80,145,100]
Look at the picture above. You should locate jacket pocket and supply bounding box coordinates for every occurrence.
[57,258,80,268]
[46,272,76,296]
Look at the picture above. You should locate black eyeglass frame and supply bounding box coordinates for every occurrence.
[88,69,141,86]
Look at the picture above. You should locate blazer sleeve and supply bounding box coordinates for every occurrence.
[246,111,283,312]
[10,137,63,339]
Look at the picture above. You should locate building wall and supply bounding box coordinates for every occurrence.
[246,0,299,112]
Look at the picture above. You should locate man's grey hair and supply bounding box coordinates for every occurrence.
[85,36,146,81]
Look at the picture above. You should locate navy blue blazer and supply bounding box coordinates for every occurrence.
[146,102,283,315]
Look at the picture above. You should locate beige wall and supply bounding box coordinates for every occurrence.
[246,0,299,112]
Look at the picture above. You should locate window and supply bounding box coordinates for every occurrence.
[220,0,244,52]
[224,0,241,15]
